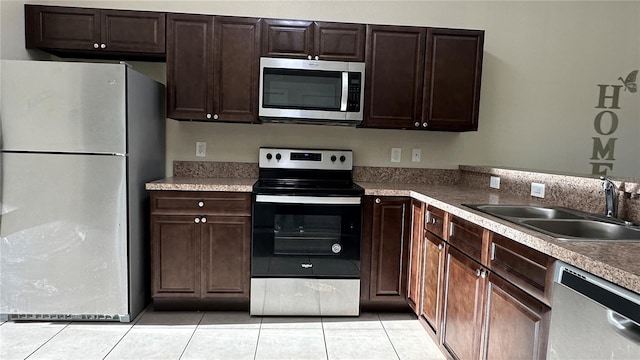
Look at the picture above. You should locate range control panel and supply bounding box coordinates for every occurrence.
[259,148,353,170]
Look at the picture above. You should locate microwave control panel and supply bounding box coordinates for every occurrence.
[347,73,362,112]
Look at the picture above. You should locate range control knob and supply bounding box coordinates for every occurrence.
[331,155,337,162]
[266,153,273,160]
[340,155,346,162]
[275,153,282,161]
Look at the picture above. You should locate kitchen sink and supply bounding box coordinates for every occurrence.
[520,219,640,241]
[464,204,640,242]
[469,205,583,219]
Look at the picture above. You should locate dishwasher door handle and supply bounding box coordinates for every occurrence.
[607,310,640,345]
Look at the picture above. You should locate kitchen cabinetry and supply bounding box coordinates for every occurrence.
[422,28,484,131]
[365,196,411,305]
[420,206,447,335]
[362,25,426,129]
[262,19,365,61]
[25,5,165,58]
[407,200,425,312]
[150,191,251,306]
[167,14,261,122]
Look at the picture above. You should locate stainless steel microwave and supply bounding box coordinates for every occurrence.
[259,57,365,125]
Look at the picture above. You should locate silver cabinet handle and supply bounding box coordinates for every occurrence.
[198,201,204,208]
[476,269,482,277]
[315,55,319,60]
[213,114,219,120]
[307,55,312,60]
[375,198,381,204]
[194,217,200,224]
[437,243,444,250]
[480,270,487,279]
[432,217,437,224]
[414,122,420,127]
[201,217,207,223]
[422,122,428,128]
[100,43,106,49]
[93,43,99,49]
[449,222,455,237]
[206,113,212,119]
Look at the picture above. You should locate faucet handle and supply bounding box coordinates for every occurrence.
[600,176,618,191]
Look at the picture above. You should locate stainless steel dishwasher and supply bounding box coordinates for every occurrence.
[547,262,640,359]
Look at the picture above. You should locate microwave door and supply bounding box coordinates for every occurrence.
[340,72,348,112]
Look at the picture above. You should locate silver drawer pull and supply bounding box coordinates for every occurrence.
[198,201,204,208]
[194,217,200,224]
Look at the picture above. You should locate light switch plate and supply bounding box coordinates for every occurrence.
[531,182,545,198]
[490,176,500,189]
[196,141,206,157]
[391,148,401,163]
[411,149,421,162]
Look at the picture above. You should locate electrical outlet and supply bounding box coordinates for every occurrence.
[391,148,401,163]
[196,141,206,157]
[490,176,500,189]
[531,182,545,198]
[411,149,421,162]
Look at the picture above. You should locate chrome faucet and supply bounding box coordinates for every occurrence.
[600,176,618,218]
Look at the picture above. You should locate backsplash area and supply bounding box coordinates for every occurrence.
[171,161,640,223]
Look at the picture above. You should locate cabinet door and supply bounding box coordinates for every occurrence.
[423,28,484,131]
[407,200,424,313]
[369,197,411,302]
[262,19,313,58]
[151,215,201,298]
[212,16,261,123]
[420,231,446,334]
[482,273,550,360]
[166,13,214,120]
[442,247,487,360]
[201,216,251,298]
[314,22,365,61]
[25,5,100,50]
[101,10,165,53]
[362,25,426,129]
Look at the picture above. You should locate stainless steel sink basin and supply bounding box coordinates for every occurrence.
[464,203,640,242]
[470,205,583,219]
[520,219,640,241]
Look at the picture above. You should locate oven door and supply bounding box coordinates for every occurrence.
[252,195,361,278]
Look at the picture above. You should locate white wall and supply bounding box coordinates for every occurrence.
[2,1,639,178]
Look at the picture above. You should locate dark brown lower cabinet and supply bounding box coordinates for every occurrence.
[482,273,550,360]
[420,231,446,334]
[442,246,486,360]
[364,196,411,305]
[407,200,424,312]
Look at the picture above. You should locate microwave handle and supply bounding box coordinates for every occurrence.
[340,72,348,111]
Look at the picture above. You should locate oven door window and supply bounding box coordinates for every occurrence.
[262,68,342,110]
[274,214,340,256]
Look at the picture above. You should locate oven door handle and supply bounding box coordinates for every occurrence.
[255,195,361,205]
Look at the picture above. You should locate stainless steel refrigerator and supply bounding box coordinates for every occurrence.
[0,60,165,322]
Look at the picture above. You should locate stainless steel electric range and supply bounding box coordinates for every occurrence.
[250,148,363,316]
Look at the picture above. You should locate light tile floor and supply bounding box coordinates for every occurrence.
[0,309,445,360]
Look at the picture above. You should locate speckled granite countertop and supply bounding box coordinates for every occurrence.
[144,176,640,295]
[145,177,256,192]
[359,182,640,296]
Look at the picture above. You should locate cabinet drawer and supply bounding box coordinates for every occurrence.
[448,215,485,263]
[424,205,445,238]
[490,233,554,304]
[151,191,251,216]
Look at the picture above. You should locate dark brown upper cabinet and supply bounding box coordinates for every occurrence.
[362,25,426,129]
[262,19,365,61]
[167,14,261,122]
[422,28,484,131]
[25,5,165,58]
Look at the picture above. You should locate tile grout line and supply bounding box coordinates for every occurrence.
[321,316,329,360]
[177,311,205,360]
[253,315,264,360]
[101,305,150,360]
[24,322,70,359]
[378,313,402,360]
